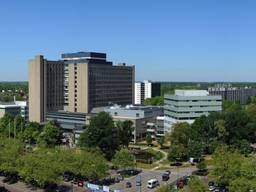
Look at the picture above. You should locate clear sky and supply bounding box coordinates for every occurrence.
[0,0,256,82]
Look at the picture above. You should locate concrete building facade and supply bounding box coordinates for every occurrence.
[164,90,222,133]
[28,55,64,123]
[105,105,163,143]
[62,52,135,114]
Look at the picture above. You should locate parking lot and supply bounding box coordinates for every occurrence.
[110,167,196,192]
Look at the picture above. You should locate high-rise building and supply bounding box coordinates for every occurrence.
[29,55,64,123]
[134,80,161,105]
[134,82,145,105]
[29,52,135,123]
[164,90,222,133]
[62,52,135,113]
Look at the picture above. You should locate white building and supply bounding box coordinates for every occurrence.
[164,90,222,133]
[0,101,28,120]
[134,80,161,105]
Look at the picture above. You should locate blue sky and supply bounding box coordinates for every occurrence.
[0,0,256,82]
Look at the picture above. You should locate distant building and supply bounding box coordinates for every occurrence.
[105,105,163,143]
[164,90,222,133]
[0,101,28,120]
[134,80,161,105]
[208,87,256,105]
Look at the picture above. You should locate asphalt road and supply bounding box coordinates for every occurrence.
[110,167,196,192]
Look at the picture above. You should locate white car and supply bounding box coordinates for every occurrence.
[147,179,159,189]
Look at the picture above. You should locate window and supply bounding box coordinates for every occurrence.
[136,113,140,117]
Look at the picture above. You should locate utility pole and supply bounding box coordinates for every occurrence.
[8,120,11,139]
[14,118,16,139]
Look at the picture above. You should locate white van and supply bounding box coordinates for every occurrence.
[147,179,159,189]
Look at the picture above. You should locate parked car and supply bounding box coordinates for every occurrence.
[176,179,185,189]
[136,180,141,186]
[208,181,215,191]
[147,179,159,189]
[162,172,170,181]
[126,181,132,188]
[182,176,190,185]
[0,187,10,192]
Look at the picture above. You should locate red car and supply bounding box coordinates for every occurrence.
[176,179,185,189]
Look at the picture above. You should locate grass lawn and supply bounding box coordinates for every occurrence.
[136,162,158,169]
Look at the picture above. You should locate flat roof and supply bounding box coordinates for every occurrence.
[175,90,209,96]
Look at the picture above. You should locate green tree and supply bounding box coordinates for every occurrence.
[78,150,108,180]
[214,119,228,143]
[117,120,133,147]
[13,115,25,138]
[211,146,243,185]
[144,96,164,106]
[19,148,63,187]
[197,161,207,171]
[37,121,62,147]
[0,113,14,137]
[146,133,153,146]
[21,122,40,144]
[157,137,165,148]
[112,148,135,170]
[167,122,191,147]
[78,112,120,160]
[187,140,204,159]
[0,138,24,174]
[188,176,208,192]
[168,144,187,163]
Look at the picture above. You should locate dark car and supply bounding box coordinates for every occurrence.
[126,182,132,188]
[63,173,73,182]
[162,172,170,181]
[182,176,190,185]
[0,187,10,192]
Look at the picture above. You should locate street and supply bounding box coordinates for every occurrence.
[110,167,196,192]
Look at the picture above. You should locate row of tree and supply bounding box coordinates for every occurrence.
[0,138,108,188]
[0,114,62,147]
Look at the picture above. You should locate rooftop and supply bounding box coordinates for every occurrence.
[0,101,27,108]
[175,90,209,97]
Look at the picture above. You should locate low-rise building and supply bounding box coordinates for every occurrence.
[0,101,28,120]
[164,90,222,133]
[105,105,163,143]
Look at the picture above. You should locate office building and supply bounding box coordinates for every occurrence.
[62,52,135,113]
[208,87,256,105]
[29,52,135,123]
[29,55,64,123]
[0,101,28,120]
[134,80,161,105]
[105,105,163,143]
[164,90,222,133]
